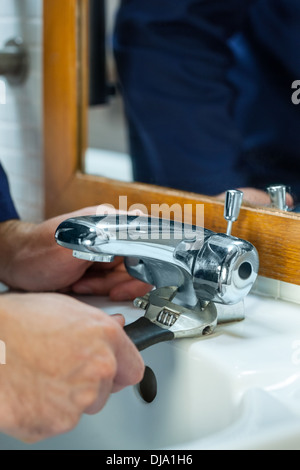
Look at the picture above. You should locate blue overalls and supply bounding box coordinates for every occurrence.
[0,164,19,222]
[114,0,300,201]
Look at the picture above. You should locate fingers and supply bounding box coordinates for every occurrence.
[98,312,145,393]
[87,307,144,390]
[110,279,152,301]
[96,315,145,395]
[238,188,272,206]
[238,187,294,207]
[112,333,145,393]
[82,354,117,415]
[285,192,294,208]
[110,314,126,327]
[72,310,144,415]
[70,268,151,300]
[71,270,132,295]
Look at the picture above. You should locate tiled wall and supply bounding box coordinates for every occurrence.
[0,0,43,222]
[252,277,300,306]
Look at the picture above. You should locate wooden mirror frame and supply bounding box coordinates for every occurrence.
[43,0,300,286]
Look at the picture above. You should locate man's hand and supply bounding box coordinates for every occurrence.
[0,207,150,299]
[0,292,144,443]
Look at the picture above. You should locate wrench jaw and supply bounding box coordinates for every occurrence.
[133,285,246,342]
[133,286,219,341]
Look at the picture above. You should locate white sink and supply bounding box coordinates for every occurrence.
[1,294,300,450]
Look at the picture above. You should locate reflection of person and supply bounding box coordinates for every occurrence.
[0,163,148,443]
[114,0,300,204]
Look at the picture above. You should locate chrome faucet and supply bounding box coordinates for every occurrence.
[266,185,289,211]
[55,190,259,350]
[266,184,300,213]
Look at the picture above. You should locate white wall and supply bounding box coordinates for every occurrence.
[0,0,43,222]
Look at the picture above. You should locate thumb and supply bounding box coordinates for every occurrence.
[110,314,126,327]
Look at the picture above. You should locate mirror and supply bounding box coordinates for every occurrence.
[85,0,133,182]
[43,0,300,286]
[83,0,300,211]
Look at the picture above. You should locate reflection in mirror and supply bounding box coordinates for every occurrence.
[86,93,133,182]
[43,0,300,288]
[85,0,133,183]
[83,0,300,212]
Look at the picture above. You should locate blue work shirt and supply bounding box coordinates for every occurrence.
[114,0,300,201]
[0,163,19,222]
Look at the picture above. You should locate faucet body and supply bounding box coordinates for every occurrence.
[55,214,259,310]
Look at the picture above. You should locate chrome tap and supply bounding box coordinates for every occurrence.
[224,189,244,235]
[266,185,289,211]
[266,184,300,213]
[55,191,259,350]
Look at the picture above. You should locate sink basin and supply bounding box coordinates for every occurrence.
[1,294,300,450]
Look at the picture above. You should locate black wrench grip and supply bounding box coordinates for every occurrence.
[124,317,175,351]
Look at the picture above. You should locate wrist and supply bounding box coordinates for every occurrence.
[0,220,36,289]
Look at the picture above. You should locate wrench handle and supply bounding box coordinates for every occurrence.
[124,317,175,351]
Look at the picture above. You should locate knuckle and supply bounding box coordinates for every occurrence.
[97,349,118,381]
[83,348,118,382]
[83,316,122,347]
[25,409,81,440]
[101,319,122,342]
[49,410,81,436]
[73,387,99,411]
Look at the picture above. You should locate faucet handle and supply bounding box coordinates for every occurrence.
[224,189,244,236]
[266,184,288,211]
